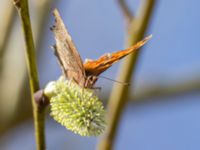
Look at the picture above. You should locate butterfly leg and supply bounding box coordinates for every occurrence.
[84,76,90,88]
[85,75,101,92]
[85,75,98,88]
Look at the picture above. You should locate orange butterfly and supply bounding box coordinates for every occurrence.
[51,9,151,88]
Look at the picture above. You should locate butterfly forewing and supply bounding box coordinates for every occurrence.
[84,35,152,76]
[52,9,86,87]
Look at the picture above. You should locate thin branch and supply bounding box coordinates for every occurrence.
[0,0,57,136]
[13,0,46,150]
[16,0,56,111]
[97,0,156,150]
[118,0,133,26]
[132,77,200,102]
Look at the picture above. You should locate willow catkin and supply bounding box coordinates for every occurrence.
[44,77,106,136]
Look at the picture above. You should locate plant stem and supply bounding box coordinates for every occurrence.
[97,0,156,150]
[13,0,46,150]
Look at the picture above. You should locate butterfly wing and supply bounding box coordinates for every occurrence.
[52,9,86,87]
[84,35,152,76]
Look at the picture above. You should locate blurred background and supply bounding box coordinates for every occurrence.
[1,0,200,150]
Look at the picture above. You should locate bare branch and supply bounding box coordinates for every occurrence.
[13,0,46,149]
[132,77,200,102]
[118,0,133,26]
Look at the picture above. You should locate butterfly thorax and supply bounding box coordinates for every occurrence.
[69,73,97,88]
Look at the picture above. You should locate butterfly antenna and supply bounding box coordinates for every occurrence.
[98,75,130,86]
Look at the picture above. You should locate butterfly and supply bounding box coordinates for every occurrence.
[51,9,152,88]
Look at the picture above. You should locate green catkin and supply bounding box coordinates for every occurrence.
[44,77,106,136]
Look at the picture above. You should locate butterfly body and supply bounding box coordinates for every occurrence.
[52,9,151,88]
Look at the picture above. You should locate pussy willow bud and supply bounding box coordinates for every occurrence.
[44,77,106,136]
